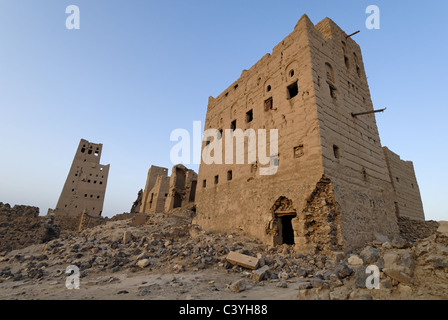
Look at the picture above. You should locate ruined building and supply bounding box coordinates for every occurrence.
[193,15,425,252]
[53,139,110,230]
[140,164,197,214]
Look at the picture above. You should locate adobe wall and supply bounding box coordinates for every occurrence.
[309,18,399,250]
[140,166,169,214]
[165,164,198,212]
[383,147,425,220]
[194,15,326,246]
[56,139,110,218]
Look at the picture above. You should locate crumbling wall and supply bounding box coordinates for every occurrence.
[130,189,143,213]
[398,216,439,242]
[78,210,106,232]
[298,176,343,253]
[383,147,425,221]
[0,203,60,253]
[165,165,198,212]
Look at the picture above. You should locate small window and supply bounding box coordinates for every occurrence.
[396,177,400,183]
[294,145,304,158]
[202,180,206,188]
[329,83,337,99]
[231,120,236,131]
[227,170,232,181]
[81,148,85,153]
[88,149,92,155]
[287,81,298,99]
[250,162,258,174]
[100,181,103,185]
[264,97,273,111]
[266,85,271,92]
[97,196,100,199]
[88,180,91,183]
[94,181,97,184]
[356,66,361,77]
[72,189,74,192]
[214,175,219,185]
[344,55,350,69]
[90,195,93,198]
[234,84,238,90]
[411,183,414,189]
[246,109,253,123]
[165,193,168,197]
[289,69,295,77]
[333,145,340,159]
[84,194,87,198]
[94,150,99,156]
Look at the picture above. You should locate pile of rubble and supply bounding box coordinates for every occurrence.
[0,203,60,253]
[0,209,447,299]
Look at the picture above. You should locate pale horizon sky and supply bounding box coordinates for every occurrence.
[0,0,447,221]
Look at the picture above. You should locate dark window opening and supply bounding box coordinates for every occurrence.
[234,84,238,90]
[165,193,168,197]
[214,175,219,185]
[356,65,361,77]
[289,69,295,77]
[362,168,367,181]
[189,181,197,202]
[287,81,298,99]
[88,149,92,155]
[231,120,236,131]
[97,196,100,199]
[72,189,74,192]
[94,181,97,184]
[81,148,85,153]
[99,181,103,185]
[344,55,350,69]
[90,195,93,198]
[396,177,400,183]
[84,194,87,198]
[227,170,232,181]
[246,109,253,123]
[87,180,91,183]
[264,97,273,111]
[94,151,99,156]
[411,183,414,189]
[266,85,271,92]
[173,192,182,208]
[333,145,340,159]
[329,83,337,99]
[202,179,207,188]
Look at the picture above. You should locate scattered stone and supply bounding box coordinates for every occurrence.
[252,265,270,282]
[348,255,363,266]
[229,279,246,293]
[226,251,259,270]
[136,259,151,269]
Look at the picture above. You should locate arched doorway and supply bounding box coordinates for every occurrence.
[270,196,297,245]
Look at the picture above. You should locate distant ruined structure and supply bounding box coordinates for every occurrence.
[52,139,110,231]
[140,164,197,214]
[193,15,425,252]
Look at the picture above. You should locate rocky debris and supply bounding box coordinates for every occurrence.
[0,209,447,300]
[398,217,439,243]
[0,203,60,253]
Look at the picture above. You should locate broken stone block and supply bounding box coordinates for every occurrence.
[122,231,133,244]
[226,251,259,270]
[383,253,400,268]
[383,267,412,285]
[360,246,380,264]
[136,259,150,269]
[252,265,270,282]
[229,278,246,293]
[348,255,363,266]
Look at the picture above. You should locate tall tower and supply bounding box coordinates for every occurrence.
[193,15,422,252]
[56,139,110,217]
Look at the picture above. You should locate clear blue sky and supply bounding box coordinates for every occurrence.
[0,0,447,221]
